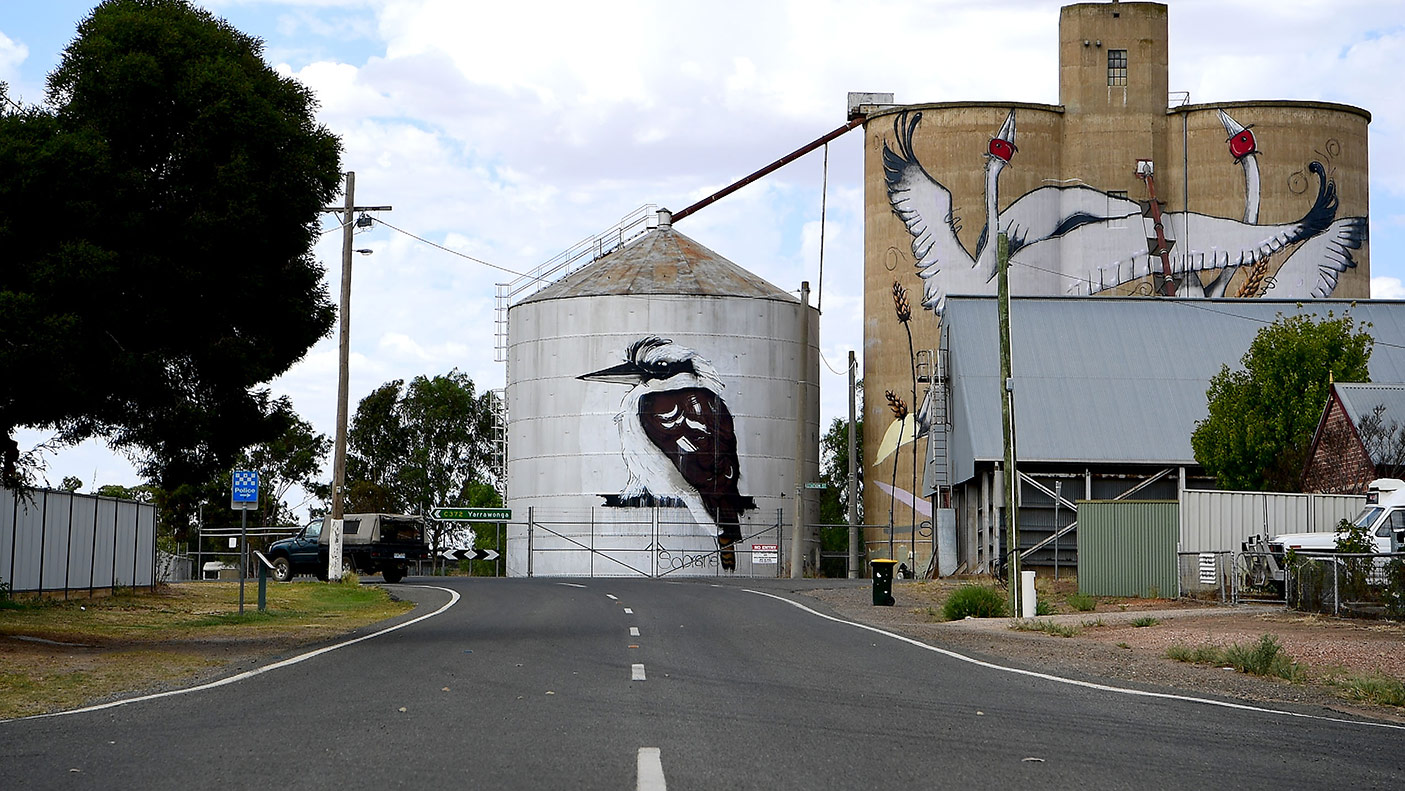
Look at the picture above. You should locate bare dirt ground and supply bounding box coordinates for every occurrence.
[802,579,1405,724]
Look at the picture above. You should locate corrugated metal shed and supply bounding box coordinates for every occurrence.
[943,297,1405,483]
[518,219,796,304]
[1333,383,1405,465]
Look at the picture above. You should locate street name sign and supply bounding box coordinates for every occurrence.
[432,507,511,521]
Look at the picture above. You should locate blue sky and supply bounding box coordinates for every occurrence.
[4,0,1404,517]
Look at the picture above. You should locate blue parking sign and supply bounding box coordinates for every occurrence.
[231,470,259,509]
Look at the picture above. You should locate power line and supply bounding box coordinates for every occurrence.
[371,217,533,279]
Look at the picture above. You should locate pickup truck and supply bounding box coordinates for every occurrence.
[266,513,431,584]
[1243,478,1405,590]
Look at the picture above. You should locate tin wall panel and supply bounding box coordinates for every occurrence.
[134,505,156,585]
[67,496,98,591]
[40,492,73,590]
[113,501,137,586]
[1179,490,1365,552]
[92,498,117,589]
[1078,500,1179,597]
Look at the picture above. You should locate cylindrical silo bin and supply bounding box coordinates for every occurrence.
[505,211,820,577]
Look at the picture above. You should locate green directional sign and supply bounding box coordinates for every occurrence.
[432,507,511,521]
[804,482,829,490]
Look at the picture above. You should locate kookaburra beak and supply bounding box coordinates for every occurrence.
[579,361,646,385]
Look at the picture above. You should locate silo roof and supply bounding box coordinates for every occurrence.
[516,224,796,304]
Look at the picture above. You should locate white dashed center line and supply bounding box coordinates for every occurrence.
[623,607,633,614]
[637,747,666,790]
[630,626,640,637]
[631,663,647,681]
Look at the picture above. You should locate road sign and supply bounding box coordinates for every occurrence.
[752,543,778,564]
[231,470,259,510]
[804,482,828,489]
[432,507,511,521]
[439,547,500,562]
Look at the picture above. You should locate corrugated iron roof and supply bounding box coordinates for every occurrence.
[517,220,796,304]
[942,297,1405,482]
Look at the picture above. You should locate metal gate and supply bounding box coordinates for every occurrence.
[505,506,787,578]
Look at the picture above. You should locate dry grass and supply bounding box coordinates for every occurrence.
[0,582,412,719]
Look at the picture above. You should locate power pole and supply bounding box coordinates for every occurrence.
[322,171,390,579]
[790,281,811,579]
[847,350,859,579]
[997,232,1020,615]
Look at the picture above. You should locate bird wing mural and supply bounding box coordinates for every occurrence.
[1268,216,1366,298]
[883,111,982,312]
[885,109,1365,312]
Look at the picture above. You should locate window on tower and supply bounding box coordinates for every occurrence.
[1108,49,1128,86]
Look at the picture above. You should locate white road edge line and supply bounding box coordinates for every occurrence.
[637,747,666,791]
[3,585,462,724]
[558,582,587,588]
[743,589,1405,732]
[630,626,640,637]
[632,663,647,681]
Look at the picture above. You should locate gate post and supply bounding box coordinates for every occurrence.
[527,506,534,578]
[650,508,659,578]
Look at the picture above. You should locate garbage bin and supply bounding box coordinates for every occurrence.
[870,559,899,606]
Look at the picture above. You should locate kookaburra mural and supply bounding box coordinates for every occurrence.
[884,109,1366,315]
[579,336,756,571]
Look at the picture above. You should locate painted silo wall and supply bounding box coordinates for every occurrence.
[505,292,819,577]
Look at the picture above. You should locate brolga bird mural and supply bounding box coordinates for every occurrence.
[580,336,755,571]
[883,110,1363,313]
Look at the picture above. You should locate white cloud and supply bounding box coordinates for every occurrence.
[1372,277,1405,300]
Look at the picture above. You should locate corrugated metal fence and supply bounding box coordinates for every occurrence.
[1179,490,1364,552]
[1,487,157,594]
[1078,500,1179,597]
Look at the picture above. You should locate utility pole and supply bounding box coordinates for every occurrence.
[847,350,859,579]
[997,232,1020,615]
[322,171,390,579]
[790,281,811,580]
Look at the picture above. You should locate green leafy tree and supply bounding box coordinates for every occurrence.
[345,371,501,565]
[238,400,331,526]
[817,403,864,577]
[0,0,341,502]
[1192,313,1372,491]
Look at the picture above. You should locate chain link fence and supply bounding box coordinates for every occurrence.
[1284,552,1405,618]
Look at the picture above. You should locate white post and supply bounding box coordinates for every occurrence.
[1021,570,1037,617]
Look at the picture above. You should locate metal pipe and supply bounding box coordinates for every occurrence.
[672,119,864,223]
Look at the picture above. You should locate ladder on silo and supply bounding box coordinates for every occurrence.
[493,204,658,363]
[920,343,952,494]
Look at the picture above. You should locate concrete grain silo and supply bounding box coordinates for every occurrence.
[504,210,819,577]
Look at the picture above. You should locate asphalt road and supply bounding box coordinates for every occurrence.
[3,577,1402,789]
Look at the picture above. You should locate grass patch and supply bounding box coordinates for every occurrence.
[1166,634,1304,681]
[1323,671,1405,708]
[1066,593,1096,612]
[0,650,222,720]
[0,582,409,644]
[1011,619,1081,637]
[0,581,413,719]
[1131,616,1160,627]
[943,585,1007,620]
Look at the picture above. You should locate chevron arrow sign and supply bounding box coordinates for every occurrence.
[439,548,500,562]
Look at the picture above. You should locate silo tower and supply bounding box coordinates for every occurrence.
[504,210,819,577]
